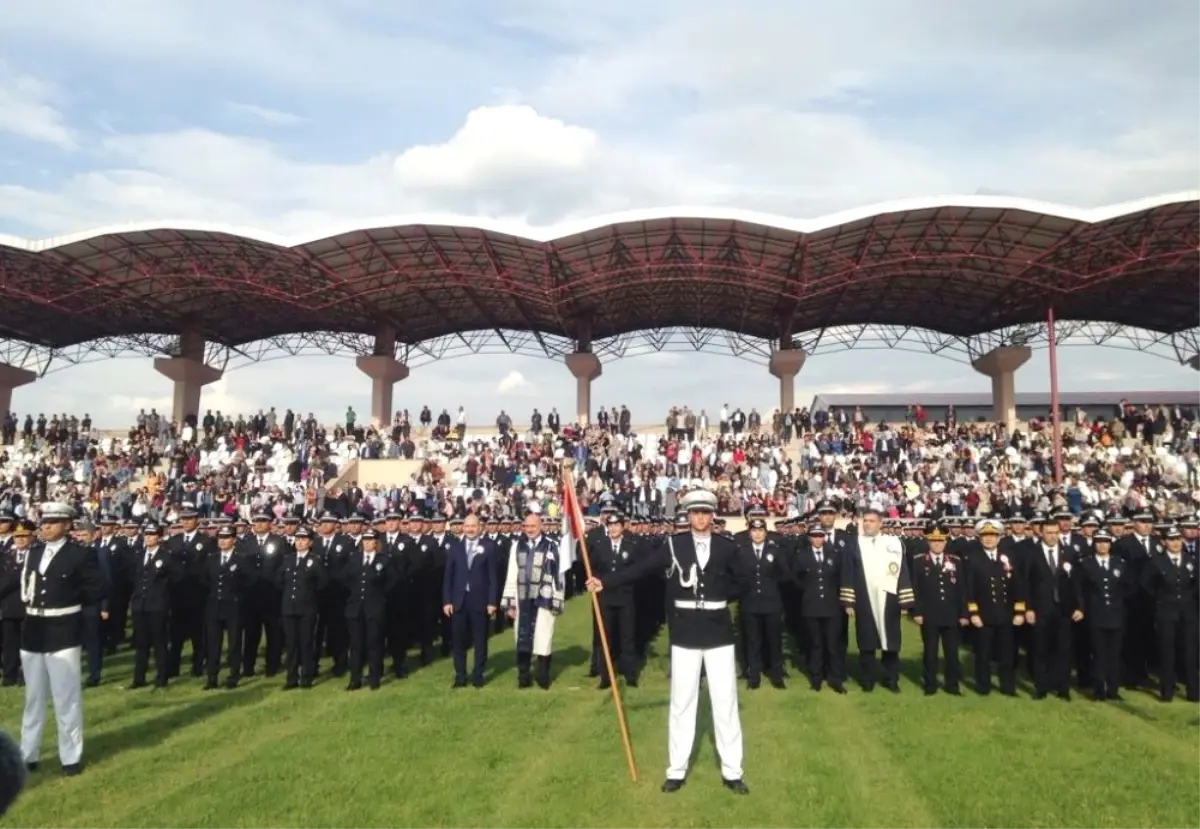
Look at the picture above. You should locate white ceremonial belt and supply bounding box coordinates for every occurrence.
[26,605,83,618]
[674,599,727,611]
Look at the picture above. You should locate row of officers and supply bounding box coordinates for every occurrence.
[1,502,1197,702]
[577,502,1199,704]
[0,507,555,692]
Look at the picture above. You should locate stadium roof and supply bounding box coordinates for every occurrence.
[0,192,1197,371]
[812,391,1200,409]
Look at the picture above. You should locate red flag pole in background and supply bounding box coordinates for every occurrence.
[561,461,639,783]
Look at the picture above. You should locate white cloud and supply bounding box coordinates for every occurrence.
[104,377,244,420]
[227,103,306,126]
[496,370,534,395]
[0,63,74,149]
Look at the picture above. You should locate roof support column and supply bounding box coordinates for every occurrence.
[356,326,407,429]
[971,345,1031,431]
[0,363,36,427]
[769,348,807,415]
[565,351,601,427]
[154,332,222,427]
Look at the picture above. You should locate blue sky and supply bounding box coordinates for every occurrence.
[0,0,1197,426]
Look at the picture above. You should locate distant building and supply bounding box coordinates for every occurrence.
[809,391,1200,425]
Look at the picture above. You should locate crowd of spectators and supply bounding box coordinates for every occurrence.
[0,398,1195,527]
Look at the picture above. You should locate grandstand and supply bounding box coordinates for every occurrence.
[810,390,1200,424]
[0,192,1196,433]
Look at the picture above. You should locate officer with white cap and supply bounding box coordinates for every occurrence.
[587,489,751,795]
[19,503,104,775]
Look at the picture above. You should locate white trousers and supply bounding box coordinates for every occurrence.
[20,647,84,765]
[667,644,743,781]
[512,606,556,656]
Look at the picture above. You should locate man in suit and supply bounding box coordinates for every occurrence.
[1025,521,1084,700]
[19,503,104,776]
[441,514,498,688]
[964,518,1026,696]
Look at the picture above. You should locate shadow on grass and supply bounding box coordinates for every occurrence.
[485,645,591,683]
[25,683,269,789]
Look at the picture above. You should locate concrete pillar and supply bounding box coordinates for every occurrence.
[971,345,1032,430]
[768,349,807,414]
[356,356,409,428]
[0,363,36,424]
[565,352,601,426]
[154,357,223,427]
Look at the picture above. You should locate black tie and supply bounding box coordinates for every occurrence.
[935,556,942,568]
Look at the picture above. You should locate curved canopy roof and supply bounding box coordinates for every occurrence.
[0,192,1196,353]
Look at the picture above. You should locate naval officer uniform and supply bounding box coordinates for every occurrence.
[19,503,105,775]
[588,490,750,795]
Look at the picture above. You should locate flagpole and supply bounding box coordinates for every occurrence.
[560,460,639,783]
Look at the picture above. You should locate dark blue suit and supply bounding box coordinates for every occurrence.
[82,542,113,684]
[442,537,499,685]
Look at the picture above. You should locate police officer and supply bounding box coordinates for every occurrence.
[589,513,640,689]
[736,512,789,690]
[341,528,397,691]
[1071,530,1129,701]
[128,523,178,689]
[18,502,104,775]
[792,525,846,693]
[278,526,328,689]
[202,525,255,690]
[909,523,967,695]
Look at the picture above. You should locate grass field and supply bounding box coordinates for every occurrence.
[1,603,1197,828]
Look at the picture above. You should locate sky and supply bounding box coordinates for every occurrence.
[0,0,1197,427]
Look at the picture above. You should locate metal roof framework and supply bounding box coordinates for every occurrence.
[0,194,1196,376]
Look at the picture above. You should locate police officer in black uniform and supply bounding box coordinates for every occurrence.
[202,525,255,690]
[909,523,968,695]
[278,526,328,689]
[736,512,789,690]
[791,524,846,693]
[589,513,640,689]
[128,523,179,689]
[1070,529,1130,701]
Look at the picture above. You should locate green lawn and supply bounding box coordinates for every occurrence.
[2,603,1197,828]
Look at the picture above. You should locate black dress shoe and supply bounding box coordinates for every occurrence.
[1032,691,1047,700]
[768,677,786,690]
[224,678,239,690]
[624,676,638,688]
[300,680,313,689]
[25,762,38,773]
[1056,690,1071,701]
[945,687,961,696]
[202,680,218,691]
[345,681,362,692]
[722,778,750,795]
[85,677,100,688]
[471,678,485,688]
[830,683,847,695]
[883,681,900,694]
[61,763,82,777]
[809,680,823,692]
[746,679,760,690]
[127,681,146,690]
[661,779,685,793]
[453,679,468,689]
[283,681,298,691]
[924,688,937,696]
[598,678,611,690]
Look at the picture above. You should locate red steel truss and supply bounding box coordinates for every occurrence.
[0,197,1196,375]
